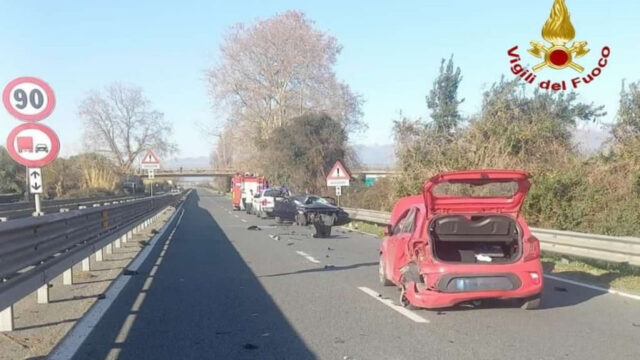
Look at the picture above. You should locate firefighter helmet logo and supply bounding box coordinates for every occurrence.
[528,0,589,72]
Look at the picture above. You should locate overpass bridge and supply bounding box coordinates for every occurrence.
[152,168,400,178]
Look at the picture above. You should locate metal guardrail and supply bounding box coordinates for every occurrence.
[0,194,145,221]
[0,194,22,204]
[343,207,640,266]
[0,192,188,312]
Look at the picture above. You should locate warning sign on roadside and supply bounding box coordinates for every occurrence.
[326,160,350,187]
[141,150,160,170]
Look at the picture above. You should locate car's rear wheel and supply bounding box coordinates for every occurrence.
[520,295,542,310]
[295,214,308,226]
[379,255,393,286]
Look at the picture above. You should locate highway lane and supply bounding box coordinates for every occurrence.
[71,189,640,360]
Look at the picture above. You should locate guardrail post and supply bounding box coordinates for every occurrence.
[82,257,91,271]
[105,242,113,254]
[37,284,50,304]
[63,268,73,285]
[115,236,121,248]
[0,306,13,332]
[127,230,133,240]
[95,248,103,262]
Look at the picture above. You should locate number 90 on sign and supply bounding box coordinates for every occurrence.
[2,77,56,122]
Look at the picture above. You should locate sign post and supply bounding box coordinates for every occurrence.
[28,168,43,214]
[141,150,161,197]
[3,77,58,216]
[5,123,59,216]
[326,160,351,207]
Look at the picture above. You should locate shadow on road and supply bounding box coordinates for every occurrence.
[72,190,317,360]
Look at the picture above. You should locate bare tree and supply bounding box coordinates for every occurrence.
[79,83,177,174]
[208,11,363,144]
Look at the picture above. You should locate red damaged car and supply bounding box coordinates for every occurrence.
[379,170,543,310]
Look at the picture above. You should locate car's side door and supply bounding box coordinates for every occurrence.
[280,197,298,221]
[386,208,416,283]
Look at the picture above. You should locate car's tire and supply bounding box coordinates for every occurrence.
[295,213,308,226]
[520,295,542,310]
[320,225,332,237]
[399,288,418,309]
[379,255,393,286]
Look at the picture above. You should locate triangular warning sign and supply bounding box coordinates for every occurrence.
[327,160,350,180]
[141,150,160,164]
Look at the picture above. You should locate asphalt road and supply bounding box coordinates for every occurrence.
[71,189,640,360]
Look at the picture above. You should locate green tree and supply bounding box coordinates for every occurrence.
[613,80,640,142]
[426,55,464,136]
[0,146,23,194]
[262,113,348,193]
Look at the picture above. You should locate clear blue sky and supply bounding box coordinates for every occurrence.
[1,0,637,158]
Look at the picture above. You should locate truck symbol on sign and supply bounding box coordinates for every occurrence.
[17,136,33,153]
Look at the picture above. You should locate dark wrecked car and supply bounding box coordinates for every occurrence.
[272,194,350,237]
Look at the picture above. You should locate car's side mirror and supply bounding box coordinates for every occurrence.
[383,225,391,236]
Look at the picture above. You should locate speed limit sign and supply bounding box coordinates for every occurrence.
[2,77,56,122]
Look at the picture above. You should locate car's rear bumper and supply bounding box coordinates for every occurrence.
[406,262,543,309]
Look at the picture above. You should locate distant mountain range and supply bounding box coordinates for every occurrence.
[351,144,396,168]
[164,130,607,171]
[164,144,396,170]
[163,156,211,170]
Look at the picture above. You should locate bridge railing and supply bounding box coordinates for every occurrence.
[342,207,640,267]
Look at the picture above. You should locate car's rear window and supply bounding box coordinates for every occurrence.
[264,189,283,197]
[432,181,519,197]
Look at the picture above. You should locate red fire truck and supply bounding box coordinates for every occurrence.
[231,173,269,211]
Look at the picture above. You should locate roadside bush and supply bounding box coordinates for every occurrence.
[62,187,116,199]
[340,177,395,211]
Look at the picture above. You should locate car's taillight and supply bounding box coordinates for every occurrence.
[524,236,540,261]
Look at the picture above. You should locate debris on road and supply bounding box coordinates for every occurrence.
[242,343,259,350]
[247,225,261,231]
[554,286,568,292]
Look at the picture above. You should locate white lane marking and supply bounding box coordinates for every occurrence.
[544,274,640,301]
[48,208,185,360]
[234,214,239,218]
[295,250,321,264]
[240,219,247,223]
[358,287,429,323]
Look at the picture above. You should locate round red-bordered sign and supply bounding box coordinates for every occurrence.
[6,123,60,167]
[2,77,56,122]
